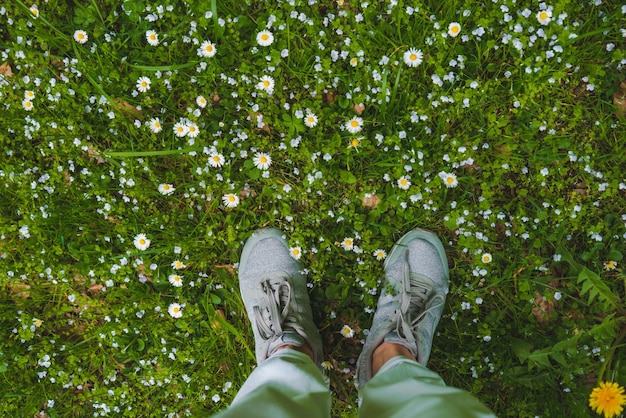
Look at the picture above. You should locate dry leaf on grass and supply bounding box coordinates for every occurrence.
[353,103,365,115]
[362,193,381,209]
[614,80,626,117]
[0,62,13,77]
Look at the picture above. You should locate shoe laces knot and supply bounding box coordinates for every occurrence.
[253,276,304,340]
[395,251,445,345]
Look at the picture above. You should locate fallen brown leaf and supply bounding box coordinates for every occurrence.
[113,98,143,118]
[614,80,626,116]
[0,62,13,77]
[353,103,365,115]
[532,291,558,323]
[362,193,381,209]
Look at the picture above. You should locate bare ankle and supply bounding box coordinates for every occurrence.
[276,344,314,360]
[371,342,416,376]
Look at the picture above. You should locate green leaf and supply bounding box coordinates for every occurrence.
[577,267,619,309]
[339,170,357,184]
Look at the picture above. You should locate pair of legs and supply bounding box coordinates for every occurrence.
[213,228,496,417]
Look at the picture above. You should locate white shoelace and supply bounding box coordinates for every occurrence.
[395,251,445,346]
[253,276,305,341]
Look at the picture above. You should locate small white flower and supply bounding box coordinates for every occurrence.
[257,30,274,46]
[30,5,39,18]
[304,113,318,128]
[253,152,272,170]
[257,75,275,93]
[134,233,151,251]
[198,40,217,58]
[290,246,302,260]
[196,95,208,108]
[345,116,363,134]
[168,274,183,287]
[481,253,492,263]
[186,121,200,138]
[222,193,240,208]
[403,48,423,67]
[448,22,461,38]
[340,237,354,251]
[208,152,225,168]
[146,30,159,46]
[22,99,34,111]
[158,183,175,195]
[397,176,411,190]
[173,122,188,137]
[148,118,162,133]
[168,303,183,318]
[536,9,552,25]
[74,30,88,44]
[212,394,221,403]
[439,171,458,188]
[171,260,186,270]
[136,76,151,93]
[373,249,387,260]
[340,325,354,338]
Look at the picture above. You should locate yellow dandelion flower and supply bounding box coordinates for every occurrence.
[589,382,626,418]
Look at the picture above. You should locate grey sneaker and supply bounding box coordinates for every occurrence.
[355,228,449,388]
[238,228,324,369]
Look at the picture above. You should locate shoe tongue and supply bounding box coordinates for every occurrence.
[267,332,305,357]
[384,331,418,358]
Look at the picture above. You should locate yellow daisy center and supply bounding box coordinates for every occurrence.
[173,307,180,313]
[307,117,314,123]
[259,156,267,163]
[446,177,455,184]
[540,12,548,20]
[78,33,85,39]
[138,239,146,245]
[451,25,459,34]
[213,156,220,162]
[351,138,360,147]
[263,80,270,87]
[163,185,170,190]
[410,54,417,61]
[154,121,160,128]
[350,120,359,127]
[293,249,300,255]
[400,179,408,186]
[228,196,235,202]
[345,240,352,246]
[206,45,213,52]
[261,34,269,41]
[141,82,147,88]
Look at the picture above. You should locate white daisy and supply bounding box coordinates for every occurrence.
[536,9,552,25]
[168,303,183,318]
[253,152,272,170]
[30,5,39,18]
[448,22,461,38]
[439,171,458,188]
[340,325,354,338]
[146,30,159,46]
[196,95,208,108]
[350,57,358,67]
[290,246,302,260]
[208,152,225,168]
[168,274,183,287]
[403,48,423,67]
[256,30,274,46]
[481,253,493,263]
[257,75,275,93]
[304,113,318,128]
[74,30,88,44]
[136,76,151,93]
[22,99,34,111]
[173,122,188,137]
[171,260,186,270]
[222,193,240,208]
[148,118,162,133]
[133,233,151,251]
[340,237,354,251]
[198,40,217,58]
[397,176,411,190]
[24,90,35,99]
[345,116,363,134]
[373,249,387,260]
[158,183,175,195]
[186,122,200,138]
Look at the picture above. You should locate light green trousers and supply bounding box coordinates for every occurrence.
[213,349,496,418]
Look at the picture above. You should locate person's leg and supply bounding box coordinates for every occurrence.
[212,228,329,418]
[355,229,495,417]
[213,348,330,418]
[358,343,495,418]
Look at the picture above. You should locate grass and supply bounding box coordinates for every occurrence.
[1,1,625,417]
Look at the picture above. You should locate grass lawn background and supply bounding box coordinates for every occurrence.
[1,1,625,416]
